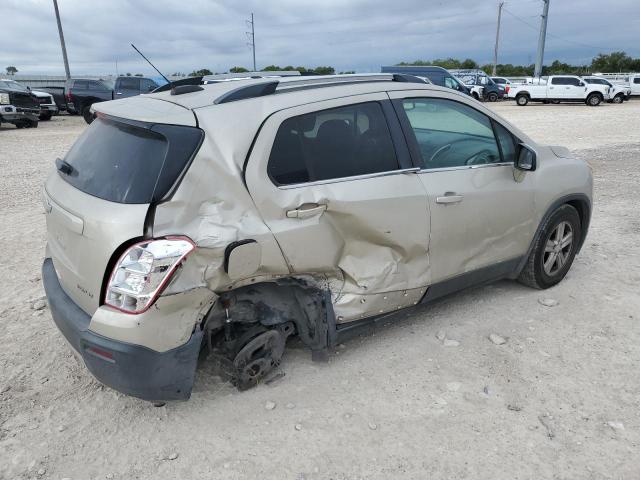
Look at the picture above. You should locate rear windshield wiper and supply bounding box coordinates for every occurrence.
[55,158,76,176]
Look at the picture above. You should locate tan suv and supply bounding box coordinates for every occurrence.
[42,74,592,401]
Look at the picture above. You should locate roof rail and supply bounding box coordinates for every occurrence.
[204,71,301,82]
[212,73,428,105]
[214,80,279,104]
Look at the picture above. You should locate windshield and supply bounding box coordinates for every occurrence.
[0,80,29,92]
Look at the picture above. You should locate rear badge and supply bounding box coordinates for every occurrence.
[76,284,94,299]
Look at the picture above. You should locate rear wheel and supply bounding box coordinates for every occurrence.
[39,112,52,121]
[586,93,602,106]
[612,94,624,104]
[518,204,581,289]
[487,92,499,102]
[516,94,529,106]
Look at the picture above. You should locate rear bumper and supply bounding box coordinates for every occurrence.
[42,258,203,401]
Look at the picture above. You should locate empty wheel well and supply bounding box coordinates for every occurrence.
[203,280,336,352]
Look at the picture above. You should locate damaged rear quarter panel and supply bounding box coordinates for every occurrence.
[152,104,291,297]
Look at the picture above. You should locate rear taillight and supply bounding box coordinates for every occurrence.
[505,85,510,94]
[104,237,195,314]
[66,90,72,102]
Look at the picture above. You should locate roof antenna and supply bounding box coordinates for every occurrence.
[130,43,172,89]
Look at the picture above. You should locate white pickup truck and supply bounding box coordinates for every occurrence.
[629,74,640,96]
[508,75,610,106]
[582,76,631,103]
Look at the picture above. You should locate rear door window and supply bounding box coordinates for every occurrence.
[59,117,203,204]
[551,77,567,85]
[88,81,108,90]
[268,102,399,185]
[141,78,158,92]
[118,77,140,90]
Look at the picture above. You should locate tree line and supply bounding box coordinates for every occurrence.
[183,65,342,77]
[181,51,640,78]
[397,51,640,76]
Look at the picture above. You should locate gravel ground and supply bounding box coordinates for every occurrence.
[1,101,639,480]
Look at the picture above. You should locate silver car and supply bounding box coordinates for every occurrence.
[42,74,592,401]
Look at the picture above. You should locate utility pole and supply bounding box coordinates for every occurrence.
[492,1,504,76]
[533,0,550,78]
[52,0,71,79]
[246,13,256,71]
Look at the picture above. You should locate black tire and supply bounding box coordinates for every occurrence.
[82,105,95,124]
[39,113,52,121]
[586,93,602,106]
[29,120,39,128]
[518,204,582,289]
[516,94,529,106]
[612,94,624,104]
[550,100,560,104]
[487,92,499,102]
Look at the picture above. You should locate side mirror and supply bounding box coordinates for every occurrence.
[516,144,537,171]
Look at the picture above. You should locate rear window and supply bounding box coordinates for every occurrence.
[59,117,203,204]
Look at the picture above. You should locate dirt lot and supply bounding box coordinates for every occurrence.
[1,101,639,480]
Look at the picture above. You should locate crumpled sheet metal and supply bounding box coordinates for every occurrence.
[155,103,433,325]
[153,121,291,294]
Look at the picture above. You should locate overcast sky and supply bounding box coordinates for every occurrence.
[4,0,640,76]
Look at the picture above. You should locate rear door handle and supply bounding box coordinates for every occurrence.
[286,203,327,219]
[436,193,463,204]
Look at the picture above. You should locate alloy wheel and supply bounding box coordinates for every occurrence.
[542,221,573,275]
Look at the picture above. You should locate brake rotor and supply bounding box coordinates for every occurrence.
[233,329,286,390]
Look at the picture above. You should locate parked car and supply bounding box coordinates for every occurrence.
[629,74,640,96]
[581,76,630,103]
[0,79,57,120]
[65,76,160,123]
[450,69,504,101]
[491,76,512,96]
[114,76,159,98]
[0,79,40,128]
[508,75,610,106]
[381,66,471,95]
[42,73,592,401]
[31,90,59,120]
[39,86,67,112]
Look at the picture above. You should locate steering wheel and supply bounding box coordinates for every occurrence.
[464,149,495,165]
[429,144,451,164]
[430,138,486,165]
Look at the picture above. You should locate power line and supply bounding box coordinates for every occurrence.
[503,7,633,53]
